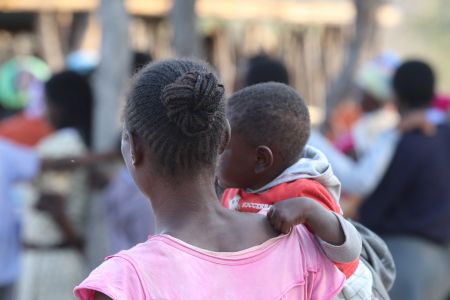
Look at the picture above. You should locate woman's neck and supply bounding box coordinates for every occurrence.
[147,172,225,238]
[142,170,278,252]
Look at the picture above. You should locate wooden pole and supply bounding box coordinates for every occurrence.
[36,12,65,71]
[171,0,200,57]
[93,0,131,151]
[324,0,380,126]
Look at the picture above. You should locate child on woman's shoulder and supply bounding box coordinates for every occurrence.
[217,82,372,299]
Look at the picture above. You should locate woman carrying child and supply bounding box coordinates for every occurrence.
[74,58,348,299]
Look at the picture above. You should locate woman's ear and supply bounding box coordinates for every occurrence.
[218,120,231,154]
[129,131,143,167]
[254,145,273,174]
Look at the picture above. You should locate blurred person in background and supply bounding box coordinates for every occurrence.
[18,71,93,300]
[310,55,444,203]
[131,51,153,74]
[310,53,402,201]
[335,53,400,158]
[244,53,290,87]
[0,133,99,300]
[101,141,155,254]
[359,60,450,300]
[0,140,40,300]
[0,56,52,300]
[0,56,53,146]
[0,139,114,300]
[232,53,289,92]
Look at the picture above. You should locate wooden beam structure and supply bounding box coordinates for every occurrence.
[0,0,398,26]
[0,0,98,12]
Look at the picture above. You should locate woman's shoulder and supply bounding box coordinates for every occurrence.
[75,238,181,300]
[232,212,323,262]
[74,243,151,300]
[229,212,280,250]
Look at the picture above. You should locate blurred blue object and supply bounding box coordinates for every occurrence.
[65,51,98,75]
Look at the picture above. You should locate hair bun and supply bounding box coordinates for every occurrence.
[161,71,224,137]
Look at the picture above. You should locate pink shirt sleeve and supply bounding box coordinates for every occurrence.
[310,255,346,300]
[74,256,146,300]
[295,226,346,300]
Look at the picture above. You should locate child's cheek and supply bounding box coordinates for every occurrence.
[216,150,234,186]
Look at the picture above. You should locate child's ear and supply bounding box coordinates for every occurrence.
[129,131,143,167]
[254,146,273,174]
[218,120,231,154]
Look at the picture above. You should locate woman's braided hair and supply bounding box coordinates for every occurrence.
[124,58,227,175]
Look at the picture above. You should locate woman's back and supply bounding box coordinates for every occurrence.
[75,225,345,300]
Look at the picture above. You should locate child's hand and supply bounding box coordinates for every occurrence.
[267,197,315,234]
[267,197,345,246]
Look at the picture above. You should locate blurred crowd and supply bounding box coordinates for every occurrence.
[0,52,154,300]
[0,49,450,300]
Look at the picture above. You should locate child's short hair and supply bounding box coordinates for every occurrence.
[393,60,435,109]
[228,82,310,165]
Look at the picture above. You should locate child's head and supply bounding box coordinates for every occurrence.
[122,59,228,188]
[217,82,310,190]
[393,60,435,112]
[44,70,93,146]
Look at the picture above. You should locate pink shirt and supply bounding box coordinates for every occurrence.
[74,225,345,300]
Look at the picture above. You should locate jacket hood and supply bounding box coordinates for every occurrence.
[247,145,341,203]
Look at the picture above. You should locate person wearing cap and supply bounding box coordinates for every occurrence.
[310,53,402,198]
[348,53,401,157]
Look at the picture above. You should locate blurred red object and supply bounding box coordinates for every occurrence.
[433,94,450,113]
[0,113,53,147]
[327,101,361,141]
[333,133,355,154]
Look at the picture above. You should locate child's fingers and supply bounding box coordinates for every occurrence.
[273,217,283,232]
[280,221,291,234]
[269,206,295,233]
[267,207,280,223]
[268,211,283,232]
[267,207,274,219]
[267,210,277,226]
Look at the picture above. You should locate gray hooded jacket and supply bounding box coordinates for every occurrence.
[248,145,395,299]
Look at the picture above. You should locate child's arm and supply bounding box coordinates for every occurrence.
[267,197,361,263]
[268,197,344,244]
